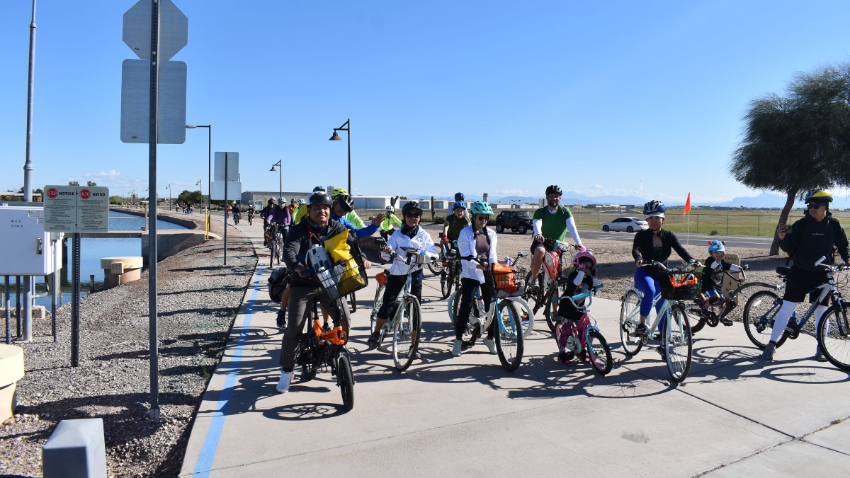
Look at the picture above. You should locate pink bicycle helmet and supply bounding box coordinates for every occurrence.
[572,250,597,268]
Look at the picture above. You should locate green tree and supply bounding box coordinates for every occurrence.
[86,180,97,187]
[730,63,850,255]
[68,181,80,186]
[176,189,204,205]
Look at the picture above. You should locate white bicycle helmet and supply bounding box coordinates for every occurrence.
[297,198,306,205]
[385,205,395,213]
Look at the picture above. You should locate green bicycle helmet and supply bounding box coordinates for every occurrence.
[470,201,493,215]
[278,197,286,203]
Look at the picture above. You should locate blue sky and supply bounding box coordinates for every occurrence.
[2,0,850,204]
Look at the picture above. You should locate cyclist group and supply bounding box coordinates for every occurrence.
[264,183,849,394]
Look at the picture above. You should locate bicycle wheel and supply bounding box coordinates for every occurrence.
[523,271,544,315]
[743,290,788,349]
[495,301,523,371]
[619,289,643,355]
[440,269,453,299]
[393,296,421,371]
[817,301,850,370]
[337,352,354,411]
[665,305,692,383]
[543,286,560,334]
[688,303,707,334]
[269,241,276,269]
[428,257,443,275]
[586,329,613,376]
[296,337,318,382]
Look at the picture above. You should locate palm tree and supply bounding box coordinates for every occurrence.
[730,64,850,255]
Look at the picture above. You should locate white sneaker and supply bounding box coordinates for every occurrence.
[275,370,293,393]
[451,339,462,357]
[483,338,497,355]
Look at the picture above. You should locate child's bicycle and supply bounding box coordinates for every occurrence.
[619,261,699,383]
[448,256,525,371]
[523,239,582,331]
[551,285,612,375]
[367,239,425,371]
[687,264,769,334]
[742,259,850,370]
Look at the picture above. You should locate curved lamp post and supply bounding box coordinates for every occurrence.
[270,160,282,199]
[329,119,350,192]
[186,124,211,211]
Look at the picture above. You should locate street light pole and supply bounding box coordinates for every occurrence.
[329,119,351,193]
[186,124,211,211]
[165,183,171,210]
[270,160,282,199]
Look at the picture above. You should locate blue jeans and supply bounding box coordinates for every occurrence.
[634,267,666,335]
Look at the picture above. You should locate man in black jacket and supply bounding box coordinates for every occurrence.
[763,189,850,361]
[276,191,348,393]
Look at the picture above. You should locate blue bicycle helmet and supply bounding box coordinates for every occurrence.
[452,201,466,211]
[455,192,465,201]
[708,240,725,253]
[470,201,493,215]
[643,200,666,218]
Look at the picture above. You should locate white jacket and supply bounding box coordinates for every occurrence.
[458,225,498,283]
[381,226,439,276]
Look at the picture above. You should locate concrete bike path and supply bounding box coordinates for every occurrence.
[180,219,850,477]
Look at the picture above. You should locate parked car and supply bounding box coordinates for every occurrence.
[601,217,648,233]
[496,210,532,234]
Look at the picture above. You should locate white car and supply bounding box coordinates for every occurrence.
[601,217,648,233]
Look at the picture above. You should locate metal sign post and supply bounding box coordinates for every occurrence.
[70,234,81,366]
[4,277,10,344]
[147,0,161,423]
[224,153,228,266]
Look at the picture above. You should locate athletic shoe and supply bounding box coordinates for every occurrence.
[483,338,497,355]
[452,339,462,357]
[527,278,540,292]
[634,323,648,337]
[367,333,380,349]
[276,310,286,329]
[815,346,828,362]
[275,370,293,393]
[762,341,776,361]
[720,317,734,326]
[414,351,422,360]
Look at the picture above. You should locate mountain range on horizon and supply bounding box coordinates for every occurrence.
[430,191,850,209]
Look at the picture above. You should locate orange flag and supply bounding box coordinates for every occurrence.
[683,193,691,216]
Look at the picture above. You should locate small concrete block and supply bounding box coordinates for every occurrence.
[43,418,107,478]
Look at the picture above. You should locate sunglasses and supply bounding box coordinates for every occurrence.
[476,216,490,221]
[405,213,421,219]
[808,203,826,210]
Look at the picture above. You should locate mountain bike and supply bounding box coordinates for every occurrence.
[440,236,461,299]
[368,244,426,371]
[742,260,850,370]
[448,256,525,371]
[524,239,580,333]
[552,285,612,375]
[619,261,698,383]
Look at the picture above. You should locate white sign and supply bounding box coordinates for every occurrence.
[210,181,242,201]
[214,152,239,182]
[43,185,110,233]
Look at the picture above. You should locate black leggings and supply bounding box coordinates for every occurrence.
[377,270,423,320]
[456,278,494,340]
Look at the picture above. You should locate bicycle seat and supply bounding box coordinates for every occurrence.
[775,266,791,276]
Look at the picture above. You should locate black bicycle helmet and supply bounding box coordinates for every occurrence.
[545,185,563,196]
[454,192,465,201]
[402,201,423,216]
[308,191,333,207]
[336,194,354,212]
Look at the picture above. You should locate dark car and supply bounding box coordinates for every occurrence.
[496,211,532,234]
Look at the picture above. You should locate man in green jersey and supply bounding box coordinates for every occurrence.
[528,185,583,291]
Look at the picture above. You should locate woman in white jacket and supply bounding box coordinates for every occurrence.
[453,201,499,357]
[368,201,439,358]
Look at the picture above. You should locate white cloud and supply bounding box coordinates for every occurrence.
[592,184,603,190]
[494,188,527,196]
[84,170,123,180]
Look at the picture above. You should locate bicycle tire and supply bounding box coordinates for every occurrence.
[688,305,707,334]
[543,285,560,334]
[619,289,643,355]
[297,338,318,382]
[428,257,443,275]
[348,291,357,313]
[269,241,276,269]
[393,296,421,371]
[440,269,453,299]
[743,290,788,349]
[337,352,354,411]
[665,305,692,383]
[449,290,480,336]
[496,301,523,371]
[817,301,850,370]
[523,271,544,315]
[586,329,613,376]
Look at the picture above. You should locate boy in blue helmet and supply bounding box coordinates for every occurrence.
[699,240,741,326]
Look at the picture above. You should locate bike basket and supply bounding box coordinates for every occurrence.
[492,264,524,298]
[375,270,388,286]
[660,272,701,300]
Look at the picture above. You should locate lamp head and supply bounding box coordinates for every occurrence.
[329,131,342,141]
[270,166,277,172]
[186,124,197,129]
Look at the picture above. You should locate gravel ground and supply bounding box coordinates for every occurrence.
[0,214,257,477]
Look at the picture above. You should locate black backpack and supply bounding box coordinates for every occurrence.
[268,266,289,302]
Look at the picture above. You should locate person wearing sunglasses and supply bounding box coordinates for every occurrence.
[763,189,850,362]
[452,201,499,357]
[368,201,439,354]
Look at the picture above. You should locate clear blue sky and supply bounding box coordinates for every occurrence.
[2,0,850,204]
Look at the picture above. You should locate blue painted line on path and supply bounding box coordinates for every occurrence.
[192,265,265,476]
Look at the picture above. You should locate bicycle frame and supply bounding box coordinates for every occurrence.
[758,274,842,334]
[463,285,521,339]
[622,284,676,339]
[378,270,416,342]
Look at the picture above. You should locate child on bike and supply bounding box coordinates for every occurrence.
[698,240,741,326]
[556,250,599,364]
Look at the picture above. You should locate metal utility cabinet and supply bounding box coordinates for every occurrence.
[0,205,57,275]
